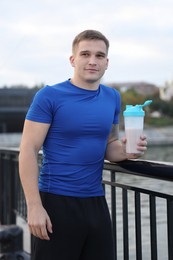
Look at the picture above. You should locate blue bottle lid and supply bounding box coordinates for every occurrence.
[123,100,152,117]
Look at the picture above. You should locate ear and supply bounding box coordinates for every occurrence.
[105,58,109,70]
[69,55,75,67]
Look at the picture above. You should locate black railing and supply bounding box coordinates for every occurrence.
[0,147,173,260]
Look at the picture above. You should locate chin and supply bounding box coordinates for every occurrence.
[85,75,101,83]
[85,79,99,84]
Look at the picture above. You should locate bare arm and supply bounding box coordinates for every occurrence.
[19,119,52,240]
[105,124,147,162]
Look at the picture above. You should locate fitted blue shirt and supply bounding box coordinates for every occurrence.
[26,80,121,197]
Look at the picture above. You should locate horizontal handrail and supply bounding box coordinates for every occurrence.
[104,159,173,181]
[1,146,173,181]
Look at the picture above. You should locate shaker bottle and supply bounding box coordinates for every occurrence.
[123,100,152,154]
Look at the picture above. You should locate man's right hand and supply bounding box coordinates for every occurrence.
[27,204,53,240]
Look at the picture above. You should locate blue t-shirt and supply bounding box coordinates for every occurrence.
[26,80,121,197]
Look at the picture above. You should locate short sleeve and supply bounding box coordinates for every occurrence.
[26,86,53,124]
[112,88,121,124]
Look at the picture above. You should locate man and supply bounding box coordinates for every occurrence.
[19,29,147,260]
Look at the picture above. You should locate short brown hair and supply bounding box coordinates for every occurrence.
[72,29,109,54]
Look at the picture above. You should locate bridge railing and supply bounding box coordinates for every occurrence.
[0,147,173,260]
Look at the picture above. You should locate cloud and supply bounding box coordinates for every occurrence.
[110,40,161,61]
[0,0,173,87]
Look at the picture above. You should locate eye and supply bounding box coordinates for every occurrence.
[96,53,105,58]
[81,52,89,57]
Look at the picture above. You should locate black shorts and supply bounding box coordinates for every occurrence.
[31,192,115,260]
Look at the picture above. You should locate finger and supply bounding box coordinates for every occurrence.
[40,225,50,240]
[29,225,40,238]
[46,217,53,234]
[121,136,127,144]
[140,134,147,140]
[28,222,36,236]
[137,146,147,152]
[28,222,49,240]
[137,139,147,146]
[33,224,50,240]
[137,144,147,152]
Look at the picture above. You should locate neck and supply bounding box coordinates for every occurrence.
[70,78,100,90]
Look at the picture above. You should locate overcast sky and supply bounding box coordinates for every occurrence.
[0,0,173,88]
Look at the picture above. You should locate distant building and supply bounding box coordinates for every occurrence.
[0,87,38,132]
[160,81,173,101]
[0,87,38,107]
[108,82,159,96]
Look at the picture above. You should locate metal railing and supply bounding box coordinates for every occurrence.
[0,147,173,260]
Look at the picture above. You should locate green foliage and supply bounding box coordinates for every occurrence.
[146,117,173,127]
[121,89,146,111]
[119,88,173,127]
[148,96,173,117]
[32,83,45,90]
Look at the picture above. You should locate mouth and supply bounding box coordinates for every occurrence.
[85,68,99,73]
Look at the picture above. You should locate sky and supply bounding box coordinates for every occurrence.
[0,0,173,88]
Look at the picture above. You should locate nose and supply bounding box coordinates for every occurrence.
[88,55,97,65]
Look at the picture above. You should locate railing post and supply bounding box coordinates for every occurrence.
[111,171,117,260]
[135,192,142,260]
[9,154,18,224]
[0,153,9,224]
[167,199,173,260]
[150,195,158,260]
[123,189,129,260]
[0,152,17,224]
[0,151,3,223]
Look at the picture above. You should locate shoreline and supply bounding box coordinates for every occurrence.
[120,126,173,146]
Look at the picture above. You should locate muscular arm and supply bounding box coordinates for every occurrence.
[105,124,147,162]
[105,124,127,162]
[19,120,52,240]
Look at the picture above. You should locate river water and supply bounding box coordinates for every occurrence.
[0,133,173,258]
[143,145,173,163]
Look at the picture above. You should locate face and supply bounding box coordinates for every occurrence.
[70,40,109,87]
